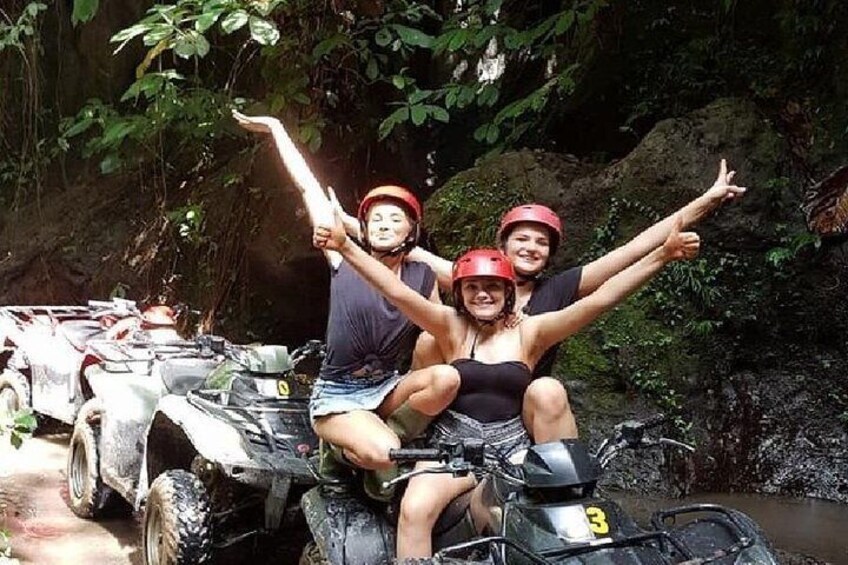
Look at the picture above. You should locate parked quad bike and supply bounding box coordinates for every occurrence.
[300,416,779,564]
[66,333,325,565]
[0,298,174,425]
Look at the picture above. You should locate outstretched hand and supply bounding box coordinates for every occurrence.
[704,158,747,208]
[232,109,281,134]
[662,215,700,261]
[328,187,360,237]
[313,210,348,252]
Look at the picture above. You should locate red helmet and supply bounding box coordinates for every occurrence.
[498,204,562,254]
[357,185,422,223]
[141,305,176,327]
[452,249,516,318]
[357,185,422,254]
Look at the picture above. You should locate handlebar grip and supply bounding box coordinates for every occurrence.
[389,448,442,462]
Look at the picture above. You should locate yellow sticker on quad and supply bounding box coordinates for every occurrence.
[586,506,610,534]
[277,380,290,397]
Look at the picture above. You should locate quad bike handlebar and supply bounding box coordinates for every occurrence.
[595,414,695,469]
[386,415,694,489]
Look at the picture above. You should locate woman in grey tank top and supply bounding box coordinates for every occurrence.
[234,112,461,502]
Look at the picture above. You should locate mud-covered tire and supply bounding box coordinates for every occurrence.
[298,542,330,565]
[67,399,117,518]
[143,470,213,565]
[0,368,30,419]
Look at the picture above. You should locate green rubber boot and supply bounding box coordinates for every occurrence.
[363,403,434,502]
[318,439,351,480]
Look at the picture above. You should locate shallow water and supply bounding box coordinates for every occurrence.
[614,491,848,564]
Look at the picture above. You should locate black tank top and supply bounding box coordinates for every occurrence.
[448,359,533,423]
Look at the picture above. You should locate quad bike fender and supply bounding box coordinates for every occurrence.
[148,395,256,468]
[301,485,395,565]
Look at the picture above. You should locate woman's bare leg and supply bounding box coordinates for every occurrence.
[397,462,476,558]
[410,332,446,370]
[522,377,578,442]
[379,364,460,417]
[313,410,400,470]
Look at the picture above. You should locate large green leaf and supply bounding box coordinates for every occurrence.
[221,10,249,34]
[72,0,99,26]
[391,25,434,48]
[249,16,280,46]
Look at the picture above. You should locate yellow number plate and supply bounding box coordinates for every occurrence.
[277,380,290,397]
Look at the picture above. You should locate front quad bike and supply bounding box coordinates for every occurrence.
[0,298,161,424]
[142,337,324,565]
[300,417,779,565]
[67,336,225,519]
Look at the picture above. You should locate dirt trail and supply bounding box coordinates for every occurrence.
[0,432,141,565]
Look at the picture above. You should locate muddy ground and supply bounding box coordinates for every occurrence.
[0,432,837,564]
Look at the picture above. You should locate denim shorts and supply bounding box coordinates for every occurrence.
[428,410,531,462]
[309,371,405,424]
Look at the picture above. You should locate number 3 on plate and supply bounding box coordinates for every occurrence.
[585,506,609,534]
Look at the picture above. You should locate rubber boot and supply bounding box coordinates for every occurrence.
[318,439,351,480]
[363,403,434,502]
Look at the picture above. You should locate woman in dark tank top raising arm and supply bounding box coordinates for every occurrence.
[234,112,460,502]
[314,210,701,559]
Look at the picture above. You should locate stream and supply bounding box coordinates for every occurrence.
[616,491,848,564]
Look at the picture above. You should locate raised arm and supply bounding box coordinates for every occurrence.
[406,247,453,292]
[577,159,744,297]
[314,212,457,337]
[233,110,338,267]
[527,216,699,357]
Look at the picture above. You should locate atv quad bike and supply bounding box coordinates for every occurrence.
[67,332,324,565]
[300,416,779,564]
[140,336,324,565]
[0,298,174,425]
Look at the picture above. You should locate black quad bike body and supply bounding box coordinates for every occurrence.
[301,417,779,565]
[0,298,146,425]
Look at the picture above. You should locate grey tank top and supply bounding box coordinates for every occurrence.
[320,260,436,381]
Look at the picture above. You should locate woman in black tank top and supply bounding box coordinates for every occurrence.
[405,162,745,442]
[315,212,702,559]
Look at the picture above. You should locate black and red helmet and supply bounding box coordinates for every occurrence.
[498,204,563,255]
[451,249,516,319]
[357,185,422,253]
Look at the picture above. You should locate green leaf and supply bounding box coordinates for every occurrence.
[14,411,37,432]
[313,33,347,59]
[365,56,379,80]
[408,89,432,105]
[378,107,410,140]
[100,153,122,175]
[101,120,136,146]
[62,117,95,138]
[221,10,249,34]
[195,34,210,57]
[410,104,427,126]
[174,35,197,59]
[473,124,489,143]
[391,25,434,48]
[110,23,149,49]
[72,0,99,26]
[195,10,223,33]
[249,16,280,45]
[375,27,393,47]
[447,28,468,52]
[486,123,500,144]
[426,105,449,123]
[555,10,575,35]
[10,433,22,449]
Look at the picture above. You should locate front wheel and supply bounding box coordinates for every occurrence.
[143,470,213,565]
[67,399,118,518]
[0,368,30,419]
